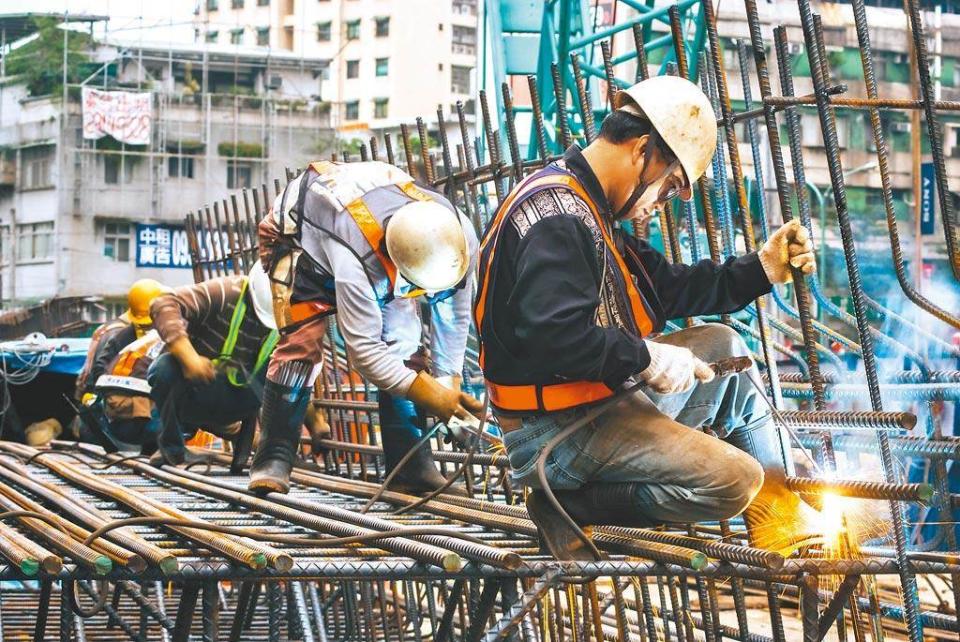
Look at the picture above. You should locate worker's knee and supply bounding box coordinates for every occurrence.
[694,323,751,361]
[710,451,764,520]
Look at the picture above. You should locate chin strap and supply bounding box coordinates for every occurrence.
[613,129,667,220]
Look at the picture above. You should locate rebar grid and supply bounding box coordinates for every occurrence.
[26,0,959,639]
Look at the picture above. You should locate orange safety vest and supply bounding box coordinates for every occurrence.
[474,165,655,414]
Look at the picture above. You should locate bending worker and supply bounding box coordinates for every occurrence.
[147,263,327,468]
[474,76,817,559]
[252,160,482,494]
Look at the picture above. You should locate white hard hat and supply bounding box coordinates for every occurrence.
[247,260,277,330]
[385,201,469,291]
[613,76,717,196]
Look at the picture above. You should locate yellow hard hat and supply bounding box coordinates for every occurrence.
[127,278,168,325]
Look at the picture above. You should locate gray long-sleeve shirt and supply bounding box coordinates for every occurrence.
[274,163,478,396]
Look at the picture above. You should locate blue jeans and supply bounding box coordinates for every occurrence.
[503,323,781,524]
[148,353,265,461]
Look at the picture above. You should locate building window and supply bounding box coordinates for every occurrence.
[20,146,53,190]
[104,156,133,184]
[346,60,360,79]
[375,17,390,37]
[230,28,244,45]
[231,0,244,7]
[346,20,360,40]
[375,57,389,77]
[258,0,269,5]
[227,161,253,189]
[345,100,360,121]
[206,30,219,43]
[317,21,331,41]
[103,222,132,262]
[17,222,53,262]
[453,0,477,15]
[168,156,195,179]
[374,98,388,119]
[256,27,269,46]
[206,0,218,10]
[452,25,477,56]
[451,65,471,94]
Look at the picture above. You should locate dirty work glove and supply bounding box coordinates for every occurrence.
[759,219,816,284]
[406,372,484,424]
[640,341,715,395]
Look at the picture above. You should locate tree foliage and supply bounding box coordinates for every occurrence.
[6,17,93,97]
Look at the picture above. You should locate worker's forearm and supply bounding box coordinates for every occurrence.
[167,336,201,367]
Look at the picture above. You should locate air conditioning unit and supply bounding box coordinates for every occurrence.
[267,75,283,90]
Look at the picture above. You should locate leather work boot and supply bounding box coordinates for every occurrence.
[743,471,823,557]
[382,433,467,497]
[526,490,598,561]
[248,378,311,494]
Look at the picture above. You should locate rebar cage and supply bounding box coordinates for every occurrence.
[0,0,958,640]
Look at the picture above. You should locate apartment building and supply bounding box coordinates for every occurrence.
[0,38,331,308]
[197,0,479,142]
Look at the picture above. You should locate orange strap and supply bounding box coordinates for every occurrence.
[344,198,398,288]
[397,181,433,202]
[486,380,614,413]
[289,301,333,324]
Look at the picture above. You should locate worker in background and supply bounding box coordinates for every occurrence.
[474,76,817,559]
[74,279,168,404]
[252,160,482,494]
[147,263,329,469]
[88,329,165,454]
[63,279,167,448]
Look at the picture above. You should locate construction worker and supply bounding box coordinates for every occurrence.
[88,329,165,453]
[75,279,168,404]
[251,160,481,494]
[474,76,817,559]
[68,279,167,448]
[147,263,327,468]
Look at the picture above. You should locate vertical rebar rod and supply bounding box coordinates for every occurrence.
[702,0,782,405]
[631,24,649,82]
[399,124,417,178]
[526,76,549,161]
[903,0,960,278]
[570,54,597,144]
[735,16,827,411]
[415,117,436,184]
[501,83,524,184]
[550,63,571,150]
[795,7,923,640]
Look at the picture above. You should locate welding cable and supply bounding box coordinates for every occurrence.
[391,394,492,516]
[360,422,444,514]
[535,380,651,562]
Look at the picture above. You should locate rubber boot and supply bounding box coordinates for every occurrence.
[248,377,310,494]
[381,428,467,496]
[526,483,658,561]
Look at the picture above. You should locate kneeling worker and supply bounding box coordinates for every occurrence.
[474,76,817,558]
[252,160,482,494]
[147,263,326,467]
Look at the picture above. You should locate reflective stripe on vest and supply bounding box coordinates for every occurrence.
[341,177,434,296]
[474,167,654,413]
[214,278,280,387]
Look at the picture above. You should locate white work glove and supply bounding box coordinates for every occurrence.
[640,342,715,395]
[758,219,816,284]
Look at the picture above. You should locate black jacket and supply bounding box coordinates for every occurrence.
[478,146,771,394]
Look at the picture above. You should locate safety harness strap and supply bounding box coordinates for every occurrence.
[216,278,281,387]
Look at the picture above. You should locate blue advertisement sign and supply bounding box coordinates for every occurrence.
[136,224,193,268]
[921,162,936,236]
